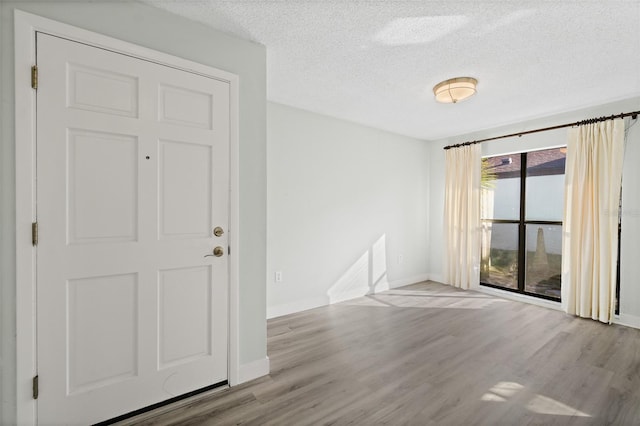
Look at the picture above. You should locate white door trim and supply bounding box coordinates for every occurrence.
[14,10,241,425]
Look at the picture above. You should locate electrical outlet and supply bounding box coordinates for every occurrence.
[398,254,404,265]
[275,271,283,282]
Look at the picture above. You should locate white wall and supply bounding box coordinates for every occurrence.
[267,103,430,318]
[0,2,266,423]
[428,97,640,326]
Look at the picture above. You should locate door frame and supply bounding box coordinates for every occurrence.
[14,10,241,425]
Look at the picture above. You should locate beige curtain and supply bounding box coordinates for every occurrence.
[444,144,482,290]
[562,119,625,323]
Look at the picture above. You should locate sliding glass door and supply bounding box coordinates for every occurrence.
[480,148,566,301]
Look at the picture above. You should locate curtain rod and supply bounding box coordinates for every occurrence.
[443,110,639,150]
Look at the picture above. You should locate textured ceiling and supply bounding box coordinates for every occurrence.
[144,0,640,140]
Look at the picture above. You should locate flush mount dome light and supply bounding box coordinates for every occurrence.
[433,77,478,103]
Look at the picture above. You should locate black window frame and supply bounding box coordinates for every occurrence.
[480,150,563,302]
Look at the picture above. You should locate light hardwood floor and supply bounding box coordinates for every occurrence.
[119,281,640,425]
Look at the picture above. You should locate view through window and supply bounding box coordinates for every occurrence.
[480,147,566,301]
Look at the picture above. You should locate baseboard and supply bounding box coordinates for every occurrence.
[427,274,445,284]
[268,273,640,330]
[475,286,563,311]
[388,273,431,289]
[237,356,270,384]
[475,287,640,329]
[267,272,431,319]
[614,313,640,330]
[267,296,328,319]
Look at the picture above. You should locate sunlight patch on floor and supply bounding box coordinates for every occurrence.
[481,381,591,418]
[526,394,591,417]
[485,381,524,398]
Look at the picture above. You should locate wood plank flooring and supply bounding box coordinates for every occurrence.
[118,281,640,425]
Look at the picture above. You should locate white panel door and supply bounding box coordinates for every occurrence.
[36,33,230,425]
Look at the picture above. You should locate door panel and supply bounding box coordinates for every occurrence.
[158,84,213,129]
[67,273,139,394]
[67,129,139,244]
[159,139,213,239]
[36,33,230,425]
[67,63,139,117]
[158,266,212,369]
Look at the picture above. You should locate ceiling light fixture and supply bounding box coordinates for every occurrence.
[433,77,478,104]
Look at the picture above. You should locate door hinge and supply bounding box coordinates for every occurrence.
[31,66,38,90]
[32,375,39,399]
[228,246,231,255]
[32,222,38,246]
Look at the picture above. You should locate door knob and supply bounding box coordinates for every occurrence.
[204,246,225,258]
[213,226,224,237]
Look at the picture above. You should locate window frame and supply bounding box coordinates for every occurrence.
[480,150,563,302]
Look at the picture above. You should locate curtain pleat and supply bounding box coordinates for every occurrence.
[444,144,482,290]
[562,119,624,323]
